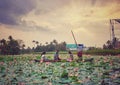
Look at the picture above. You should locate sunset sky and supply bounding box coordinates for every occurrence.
[0,0,120,48]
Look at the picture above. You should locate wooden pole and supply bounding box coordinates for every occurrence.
[71,30,78,48]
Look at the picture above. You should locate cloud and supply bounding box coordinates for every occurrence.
[91,0,97,6]
[34,0,71,15]
[0,0,120,33]
[94,0,120,7]
[18,20,54,33]
[0,0,36,25]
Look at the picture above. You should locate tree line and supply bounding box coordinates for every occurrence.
[0,36,25,55]
[32,40,66,52]
[103,37,120,49]
[0,36,67,55]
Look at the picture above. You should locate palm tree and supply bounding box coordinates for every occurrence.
[21,44,25,54]
[32,40,36,48]
[35,41,39,46]
[22,44,25,49]
[106,40,111,46]
[106,40,113,49]
[53,39,58,45]
[40,43,42,46]
[32,40,35,43]
[0,39,7,54]
[8,35,13,41]
[45,42,48,46]
[0,39,6,45]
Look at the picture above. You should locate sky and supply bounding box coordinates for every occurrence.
[0,0,120,48]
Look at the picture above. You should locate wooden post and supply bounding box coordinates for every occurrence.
[71,30,78,48]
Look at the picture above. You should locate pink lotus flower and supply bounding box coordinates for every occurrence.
[74,67,79,72]
[40,60,43,63]
[0,62,4,65]
[67,58,73,62]
[18,82,25,85]
[87,54,91,57]
[110,60,113,66]
[9,61,13,66]
[45,62,51,65]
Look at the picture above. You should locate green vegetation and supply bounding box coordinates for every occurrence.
[84,49,120,55]
[0,55,120,85]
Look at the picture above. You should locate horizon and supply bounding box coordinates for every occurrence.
[0,0,120,48]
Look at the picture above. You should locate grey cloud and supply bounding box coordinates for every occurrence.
[0,0,36,25]
[19,20,53,32]
[90,0,120,7]
[90,0,109,7]
[35,25,52,32]
[97,0,120,7]
[91,0,97,6]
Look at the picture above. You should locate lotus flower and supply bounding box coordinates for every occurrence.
[9,61,13,66]
[74,67,79,72]
[45,62,51,65]
[67,58,72,62]
[110,60,113,66]
[40,60,43,63]
[18,82,25,85]
[0,61,4,65]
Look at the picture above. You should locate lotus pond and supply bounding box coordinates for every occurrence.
[0,54,120,85]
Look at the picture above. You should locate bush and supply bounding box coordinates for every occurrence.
[83,49,120,55]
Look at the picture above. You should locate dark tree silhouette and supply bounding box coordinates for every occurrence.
[0,39,7,54]
[35,41,39,46]
[33,40,67,52]
[0,36,22,55]
[8,36,20,55]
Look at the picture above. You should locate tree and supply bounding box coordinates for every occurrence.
[25,47,32,53]
[0,39,6,45]
[8,35,13,41]
[0,36,21,55]
[103,44,107,49]
[33,40,67,52]
[103,40,113,49]
[58,41,66,51]
[106,40,111,46]
[8,38,20,55]
[0,39,7,54]
[32,40,35,43]
[35,41,39,46]
[53,39,58,45]
[45,42,48,46]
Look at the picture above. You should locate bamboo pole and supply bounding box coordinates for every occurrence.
[71,30,78,48]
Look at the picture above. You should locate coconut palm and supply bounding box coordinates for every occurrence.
[35,41,39,46]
